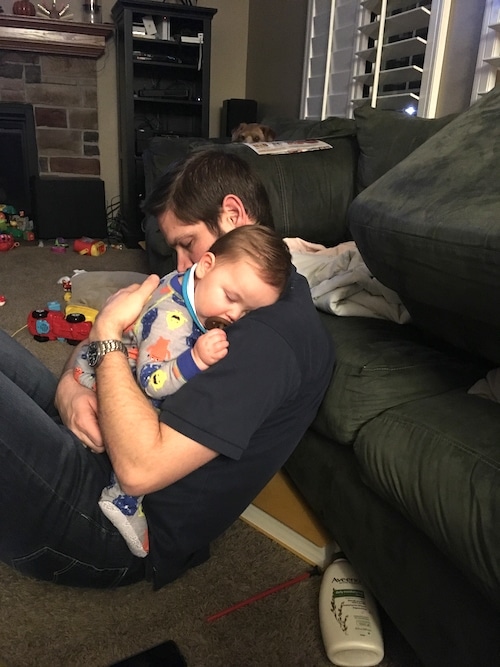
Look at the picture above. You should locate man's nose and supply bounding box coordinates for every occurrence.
[176,253,193,273]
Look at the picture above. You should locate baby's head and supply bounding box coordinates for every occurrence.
[193,226,291,327]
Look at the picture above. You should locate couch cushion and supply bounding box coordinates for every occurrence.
[354,389,500,608]
[312,313,486,446]
[349,86,500,364]
[354,103,456,191]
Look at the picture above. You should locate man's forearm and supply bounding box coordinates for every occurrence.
[94,350,164,492]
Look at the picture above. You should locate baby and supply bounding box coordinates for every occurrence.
[74,225,292,556]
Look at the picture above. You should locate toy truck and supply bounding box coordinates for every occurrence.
[27,305,92,344]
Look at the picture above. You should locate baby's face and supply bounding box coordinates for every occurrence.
[194,259,279,326]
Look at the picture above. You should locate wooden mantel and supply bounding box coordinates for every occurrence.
[0,16,113,58]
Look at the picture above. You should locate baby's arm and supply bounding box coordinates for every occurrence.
[136,329,228,400]
[73,343,97,391]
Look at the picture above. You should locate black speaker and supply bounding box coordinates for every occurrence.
[220,98,258,138]
[32,176,107,240]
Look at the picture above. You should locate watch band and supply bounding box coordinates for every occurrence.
[87,339,128,368]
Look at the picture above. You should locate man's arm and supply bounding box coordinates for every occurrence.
[55,340,104,452]
[90,275,218,496]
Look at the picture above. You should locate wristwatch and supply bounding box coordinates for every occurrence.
[87,340,128,368]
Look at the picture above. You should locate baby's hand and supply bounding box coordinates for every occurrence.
[192,329,229,370]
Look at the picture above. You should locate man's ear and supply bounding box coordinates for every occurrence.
[194,252,216,279]
[219,194,251,232]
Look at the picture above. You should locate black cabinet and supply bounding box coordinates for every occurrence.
[112,0,217,247]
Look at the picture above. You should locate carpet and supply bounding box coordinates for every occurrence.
[0,242,423,667]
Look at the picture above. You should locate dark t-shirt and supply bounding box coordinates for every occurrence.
[144,268,335,589]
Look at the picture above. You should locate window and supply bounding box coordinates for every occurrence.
[301,0,453,118]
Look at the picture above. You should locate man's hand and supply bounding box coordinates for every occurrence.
[91,274,161,341]
[191,329,229,370]
[55,369,104,452]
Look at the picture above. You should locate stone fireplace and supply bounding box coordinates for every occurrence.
[0,16,113,178]
[0,15,112,234]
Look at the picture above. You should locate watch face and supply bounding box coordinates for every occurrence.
[87,342,100,368]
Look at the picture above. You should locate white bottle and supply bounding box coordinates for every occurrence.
[319,555,384,667]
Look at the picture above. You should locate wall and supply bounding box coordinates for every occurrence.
[246,0,308,120]
[198,0,249,137]
[436,0,487,116]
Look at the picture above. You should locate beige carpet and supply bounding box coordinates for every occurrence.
[0,241,422,667]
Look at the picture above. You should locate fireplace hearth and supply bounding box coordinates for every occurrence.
[0,102,38,216]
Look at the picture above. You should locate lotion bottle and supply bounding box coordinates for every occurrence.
[319,554,384,667]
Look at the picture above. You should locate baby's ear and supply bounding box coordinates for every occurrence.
[195,252,216,278]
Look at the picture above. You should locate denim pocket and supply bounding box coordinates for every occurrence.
[12,547,128,588]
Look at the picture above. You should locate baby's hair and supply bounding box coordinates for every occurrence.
[209,226,291,296]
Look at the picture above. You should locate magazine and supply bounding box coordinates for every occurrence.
[244,139,333,156]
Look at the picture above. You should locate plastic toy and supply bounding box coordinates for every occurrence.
[74,237,107,256]
[27,304,92,344]
[65,303,99,323]
[0,234,18,252]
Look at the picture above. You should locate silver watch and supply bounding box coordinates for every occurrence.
[87,340,128,368]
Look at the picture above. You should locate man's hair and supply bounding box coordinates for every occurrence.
[143,149,274,234]
[208,226,291,296]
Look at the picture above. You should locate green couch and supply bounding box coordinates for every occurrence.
[141,89,500,667]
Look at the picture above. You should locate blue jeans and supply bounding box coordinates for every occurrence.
[0,330,145,587]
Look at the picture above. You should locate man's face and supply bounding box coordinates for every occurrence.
[158,209,222,272]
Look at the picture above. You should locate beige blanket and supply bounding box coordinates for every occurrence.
[285,238,411,324]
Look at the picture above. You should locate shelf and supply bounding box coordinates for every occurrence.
[484,56,500,67]
[0,16,113,58]
[356,35,427,62]
[133,95,202,105]
[354,64,423,86]
[362,0,431,13]
[352,91,419,110]
[359,6,431,40]
[133,58,198,69]
[132,36,201,46]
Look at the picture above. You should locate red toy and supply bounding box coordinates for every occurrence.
[27,307,92,344]
[0,233,18,252]
[74,237,106,256]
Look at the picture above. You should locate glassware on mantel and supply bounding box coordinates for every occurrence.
[12,0,36,15]
[82,0,101,23]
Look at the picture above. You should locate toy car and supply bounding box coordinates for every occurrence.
[27,308,92,344]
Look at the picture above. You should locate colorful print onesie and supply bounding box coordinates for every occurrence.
[74,266,205,557]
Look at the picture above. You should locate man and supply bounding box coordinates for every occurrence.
[0,150,334,589]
